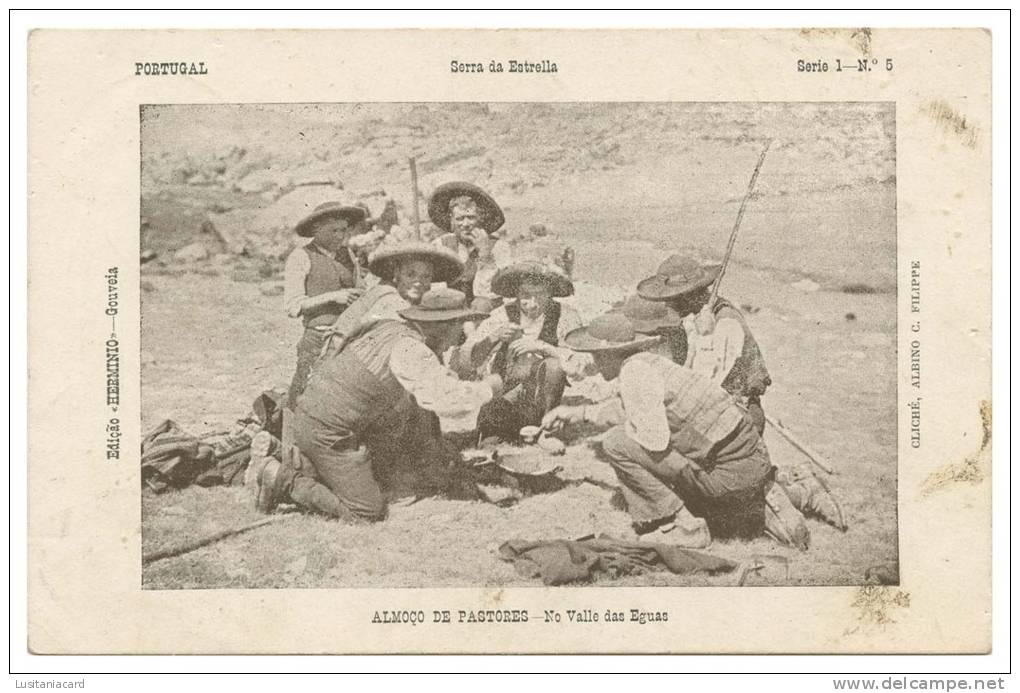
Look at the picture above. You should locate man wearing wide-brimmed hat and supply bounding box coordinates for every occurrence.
[283,201,371,409]
[427,181,512,306]
[632,264,844,536]
[318,241,463,357]
[540,309,794,549]
[252,287,500,522]
[461,260,587,441]
[637,254,771,433]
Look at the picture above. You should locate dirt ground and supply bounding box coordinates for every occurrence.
[140,103,898,588]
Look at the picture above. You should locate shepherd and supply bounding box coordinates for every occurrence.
[252,286,502,522]
[541,309,790,549]
[283,201,371,409]
[319,240,464,357]
[428,181,513,309]
[463,260,589,442]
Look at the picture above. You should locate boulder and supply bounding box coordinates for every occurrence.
[174,242,210,263]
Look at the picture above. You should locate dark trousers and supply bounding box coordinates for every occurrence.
[288,328,327,409]
[477,354,567,440]
[598,425,772,538]
[283,399,451,522]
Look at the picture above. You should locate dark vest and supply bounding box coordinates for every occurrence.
[713,297,772,399]
[297,320,422,434]
[302,243,357,328]
[492,301,561,375]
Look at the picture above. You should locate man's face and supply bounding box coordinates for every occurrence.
[450,203,480,244]
[420,320,464,355]
[668,289,710,318]
[517,281,552,320]
[312,217,354,254]
[393,259,434,305]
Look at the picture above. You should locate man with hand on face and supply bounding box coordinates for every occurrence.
[462,260,587,442]
[428,181,512,309]
[252,286,501,522]
[283,201,369,409]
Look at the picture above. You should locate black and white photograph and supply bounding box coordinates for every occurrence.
[139,101,898,589]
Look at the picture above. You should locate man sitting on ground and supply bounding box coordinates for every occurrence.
[462,260,588,442]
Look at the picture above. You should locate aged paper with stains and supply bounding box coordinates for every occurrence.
[27,28,991,654]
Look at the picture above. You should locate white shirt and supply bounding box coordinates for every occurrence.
[388,337,494,433]
[431,233,513,299]
[683,315,745,386]
[461,301,590,379]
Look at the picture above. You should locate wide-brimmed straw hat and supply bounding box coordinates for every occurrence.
[427,181,505,234]
[367,242,464,284]
[563,312,661,354]
[490,260,574,298]
[398,287,490,323]
[636,254,722,301]
[619,294,683,335]
[294,202,369,237]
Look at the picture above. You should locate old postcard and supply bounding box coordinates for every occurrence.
[26,28,992,654]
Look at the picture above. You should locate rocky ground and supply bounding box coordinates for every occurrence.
[140,102,898,588]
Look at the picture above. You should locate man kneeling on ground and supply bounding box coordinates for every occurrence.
[252,287,501,522]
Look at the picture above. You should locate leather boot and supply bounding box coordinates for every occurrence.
[777,463,847,531]
[764,481,810,550]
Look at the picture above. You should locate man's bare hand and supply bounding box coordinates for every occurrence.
[541,404,585,432]
[494,323,523,343]
[508,336,550,359]
[693,304,716,336]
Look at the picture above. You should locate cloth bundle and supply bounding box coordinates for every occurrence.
[498,534,738,585]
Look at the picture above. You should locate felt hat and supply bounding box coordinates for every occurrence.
[398,287,490,323]
[427,181,505,234]
[636,254,722,301]
[367,241,464,284]
[490,260,574,298]
[563,311,661,354]
[619,294,683,334]
[294,202,369,238]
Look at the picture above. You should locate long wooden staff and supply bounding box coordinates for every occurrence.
[142,513,299,565]
[708,139,772,307]
[409,156,421,240]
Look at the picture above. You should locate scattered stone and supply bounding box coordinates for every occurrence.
[231,268,263,283]
[792,278,820,293]
[528,222,548,237]
[864,563,899,586]
[260,282,284,297]
[174,242,210,263]
[845,312,857,321]
[202,210,254,255]
[740,303,761,315]
[841,282,880,294]
[140,249,159,264]
[141,281,157,293]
